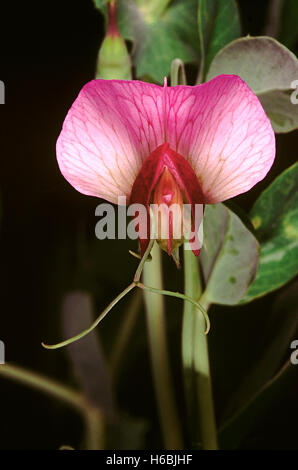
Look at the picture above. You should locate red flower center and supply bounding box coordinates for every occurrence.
[130,143,205,258]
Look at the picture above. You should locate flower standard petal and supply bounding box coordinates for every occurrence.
[166,75,276,203]
[56,79,165,204]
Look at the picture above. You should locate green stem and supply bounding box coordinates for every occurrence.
[170,59,187,86]
[136,282,210,333]
[143,243,183,450]
[182,246,202,441]
[0,363,104,449]
[42,236,154,351]
[182,246,218,450]
[0,363,84,409]
[84,406,105,450]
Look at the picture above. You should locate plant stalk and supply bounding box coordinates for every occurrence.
[0,363,105,449]
[182,246,218,449]
[143,243,183,449]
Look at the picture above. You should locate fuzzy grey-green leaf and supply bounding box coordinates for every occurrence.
[206,36,298,93]
[201,204,259,305]
[259,90,298,133]
[206,36,298,133]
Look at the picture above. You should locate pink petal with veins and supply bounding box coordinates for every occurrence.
[56,80,164,204]
[166,75,275,203]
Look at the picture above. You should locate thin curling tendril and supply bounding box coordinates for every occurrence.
[135,281,210,334]
[42,225,155,350]
[42,210,210,350]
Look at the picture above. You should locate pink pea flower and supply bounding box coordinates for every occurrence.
[56,75,275,258]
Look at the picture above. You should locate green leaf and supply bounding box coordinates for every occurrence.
[221,281,298,437]
[134,20,196,81]
[206,36,298,133]
[197,0,241,80]
[242,162,298,303]
[95,0,199,83]
[201,204,259,305]
[206,36,298,93]
[259,89,298,134]
[92,0,106,9]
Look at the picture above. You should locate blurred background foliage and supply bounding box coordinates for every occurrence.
[0,0,297,449]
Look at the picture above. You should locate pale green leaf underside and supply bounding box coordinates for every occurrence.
[201,204,259,305]
[206,36,298,133]
[259,90,298,134]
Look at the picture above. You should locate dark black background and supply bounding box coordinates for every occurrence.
[0,0,297,450]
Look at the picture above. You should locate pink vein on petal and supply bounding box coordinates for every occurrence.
[166,75,276,203]
[56,80,165,203]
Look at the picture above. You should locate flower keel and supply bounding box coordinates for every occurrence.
[130,143,204,257]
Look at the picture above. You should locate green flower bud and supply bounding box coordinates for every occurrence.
[96,2,132,80]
